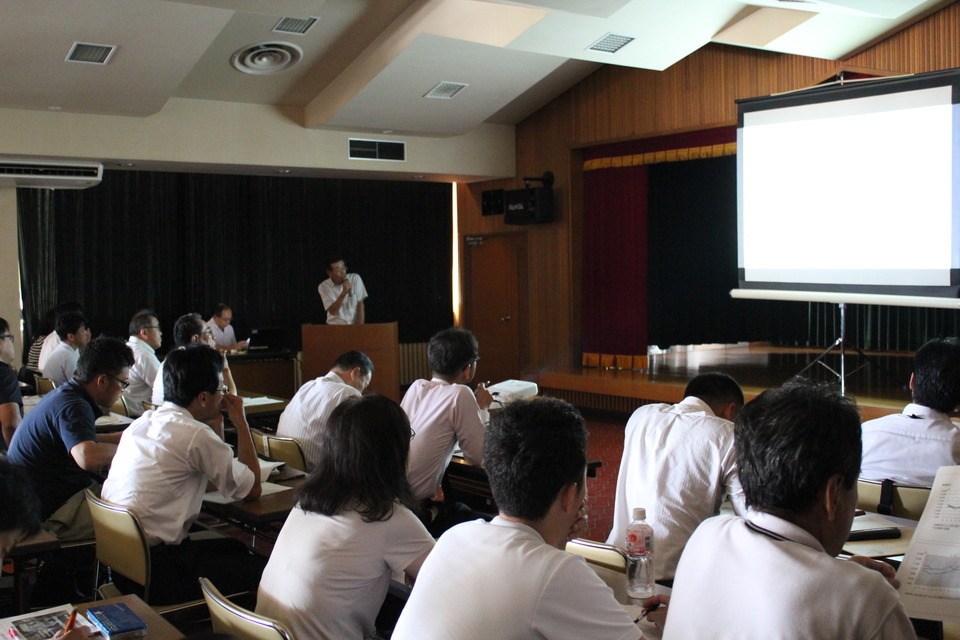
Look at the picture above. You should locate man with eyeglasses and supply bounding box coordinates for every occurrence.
[7,337,133,541]
[401,327,493,536]
[123,309,163,416]
[151,313,237,409]
[318,254,368,325]
[103,345,264,604]
[206,303,248,352]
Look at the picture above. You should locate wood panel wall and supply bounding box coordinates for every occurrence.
[458,3,960,374]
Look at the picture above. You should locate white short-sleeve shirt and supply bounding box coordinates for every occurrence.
[318,273,368,325]
[256,505,433,640]
[123,336,161,417]
[102,403,255,545]
[43,341,78,387]
[860,403,960,486]
[392,517,641,640]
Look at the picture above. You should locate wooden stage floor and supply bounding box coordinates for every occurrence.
[536,343,914,421]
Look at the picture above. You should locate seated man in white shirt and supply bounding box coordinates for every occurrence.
[151,313,236,408]
[277,350,372,472]
[607,372,746,582]
[401,327,492,536]
[102,345,264,605]
[206,303,248,352]
[663,380,915,640]
[42,311,91,387]
[123,309,162,416]
[37,301,83,374]
[317,255,368,325]
[393,396,667,640]
[860,338,960,486]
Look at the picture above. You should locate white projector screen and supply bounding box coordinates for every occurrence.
[734,69,960,307]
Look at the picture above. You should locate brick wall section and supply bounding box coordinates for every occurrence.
[584,416,628,542]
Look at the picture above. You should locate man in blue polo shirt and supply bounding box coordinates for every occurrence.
[8,337,134,541]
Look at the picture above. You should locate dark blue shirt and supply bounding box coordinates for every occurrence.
[7,379,103,518]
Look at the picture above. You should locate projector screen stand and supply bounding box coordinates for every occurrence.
[796,303,894,396]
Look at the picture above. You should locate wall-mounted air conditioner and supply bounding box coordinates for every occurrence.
[0,159,103,189]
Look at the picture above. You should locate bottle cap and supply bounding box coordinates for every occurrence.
[632,507,646,520]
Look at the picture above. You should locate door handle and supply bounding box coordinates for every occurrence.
[501,315,511,322]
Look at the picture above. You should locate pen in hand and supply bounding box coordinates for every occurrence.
[635,603,660,624]
[64,611,77,633]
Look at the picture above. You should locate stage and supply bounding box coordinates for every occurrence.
[535,342,914,421]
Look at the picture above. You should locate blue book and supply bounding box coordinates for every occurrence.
[85,602,148,639]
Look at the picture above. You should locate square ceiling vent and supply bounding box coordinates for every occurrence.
[66,42,116,64]
[588,33,634,54]
[424,82,468,100]
[274,17,319,35]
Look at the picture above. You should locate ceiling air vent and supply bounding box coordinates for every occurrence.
[424,82,468,100]
[273,17,319,35]
[0,159,103,189]
[66,42,116,65]
[231,42,302,75]
[587,33,634,54]
[348,139,406,162]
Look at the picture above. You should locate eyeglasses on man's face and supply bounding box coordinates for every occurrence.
[107,373,130,390]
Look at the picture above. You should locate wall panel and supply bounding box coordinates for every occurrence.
[460,3,960,373]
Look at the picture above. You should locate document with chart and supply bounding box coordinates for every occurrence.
[897,465,960,623]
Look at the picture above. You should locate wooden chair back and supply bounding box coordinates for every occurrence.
[565,538,629,572]
[34,375,55,395]
[857,479,931,521]
[200,577,294,640]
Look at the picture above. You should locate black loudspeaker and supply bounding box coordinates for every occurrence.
[504,187,553,225]
[482,189,504,216]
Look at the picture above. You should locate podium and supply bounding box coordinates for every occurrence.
[301,323,400,401]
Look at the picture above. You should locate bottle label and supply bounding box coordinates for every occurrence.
[625,526,653,555]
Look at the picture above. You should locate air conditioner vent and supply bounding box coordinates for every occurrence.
[348,139,406,162]
[0,160,103,189]
[66,42,116,64]
[424,82,468,100]
[587,33,634,54]
[273,17,318,35]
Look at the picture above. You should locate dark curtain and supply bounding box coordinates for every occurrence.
[18,170,453,350]
[582,165,648,354]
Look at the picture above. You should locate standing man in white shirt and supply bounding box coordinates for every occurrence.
[206,303,248,352]
[123,309,162,416]
[318,254,368,325]
[663,380,914,639]
[103,345,264,605]
[860,337,960,486]
[277,350,373,471]
[401,327,492,536]
[607,372,746,582]
[42,311,91,387]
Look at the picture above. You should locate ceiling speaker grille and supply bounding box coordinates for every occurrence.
[349,139,406,162]
[424,82,468,100]
[66,42,116,64]
[588,33,634,54]
[273,17,318,35]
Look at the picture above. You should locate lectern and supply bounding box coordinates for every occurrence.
[300,323,400,401]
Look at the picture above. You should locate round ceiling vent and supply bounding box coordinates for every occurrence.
[230,42,302,75]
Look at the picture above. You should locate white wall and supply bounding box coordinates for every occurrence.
[0,188,22,363]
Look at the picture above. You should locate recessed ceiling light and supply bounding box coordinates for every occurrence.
[115,162,135,168]
[277,169,292,174]
[47,106,63,111]
[412,175,424,179]
[382,130,394,134]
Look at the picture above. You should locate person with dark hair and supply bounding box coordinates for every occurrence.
[318,255,368,325]
[663,379,913,639]
[401,327,493,535]
[123,309,162,416]
[37,301,83,373]
[102,345,263,604]
[206,303,248,352]
[277,350,374,471]
[861,337,960,486]
[8,337,133,541]
[257,395,434,639]
[0,316,24,447]
[607,371,746,581]
[151,313,236,407]
[23,306,55,377]
[42,310,91,387]
[393,397,666,639]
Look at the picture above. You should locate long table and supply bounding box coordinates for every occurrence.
[201,465,305,541]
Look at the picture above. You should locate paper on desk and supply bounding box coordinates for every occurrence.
[897,465,960,623]
[242,396,277,407]
[0,604,98,639]
[203,481,292,504]
[258,458,284,482]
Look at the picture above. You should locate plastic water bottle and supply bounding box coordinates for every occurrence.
[624,507,655,600]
